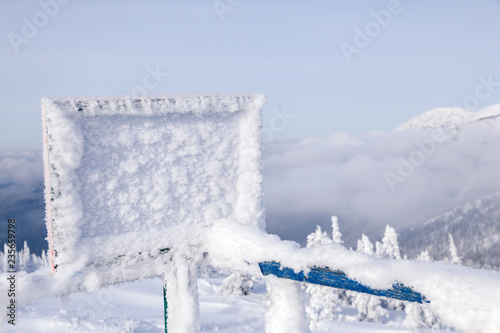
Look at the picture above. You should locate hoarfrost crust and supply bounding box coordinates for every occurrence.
[41,94,265,281]
[41,94,266,117]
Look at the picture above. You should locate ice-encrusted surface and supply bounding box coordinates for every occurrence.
[41,94,265,279]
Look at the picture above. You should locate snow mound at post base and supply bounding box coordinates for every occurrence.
[41,94,265,284]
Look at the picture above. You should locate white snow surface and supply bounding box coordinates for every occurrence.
[2,275,442,333]
[41,94,265,282]
[396,103,500,130]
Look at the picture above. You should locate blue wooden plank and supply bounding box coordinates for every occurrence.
[258,261,428,304]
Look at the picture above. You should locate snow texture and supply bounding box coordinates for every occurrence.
[163,253,200,333]
[41,94,265,283]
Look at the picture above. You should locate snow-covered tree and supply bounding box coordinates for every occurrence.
[350,233,389,322]
[375,225,401,260]
[331,216,343,245]
[329,216,350,304]
[0,242,48,273]
[306,225,332,248]
[448,233,461,265]
[375,226,404,311]
[304,220,344,329]
[219,272,255,296]
[356,234,374,256]
[415,250,431,261]
[305,280,341,329]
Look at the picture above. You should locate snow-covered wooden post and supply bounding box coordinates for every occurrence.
[41,94,266,332]
[265,276,311,333]
[162,254,200,332]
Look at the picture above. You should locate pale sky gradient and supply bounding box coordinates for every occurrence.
[1,0,500,150]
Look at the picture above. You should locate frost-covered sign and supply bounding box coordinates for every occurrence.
[41,95,265,283]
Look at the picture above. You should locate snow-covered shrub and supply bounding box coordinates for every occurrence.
[220,272,255,296]
[353,293,388,323]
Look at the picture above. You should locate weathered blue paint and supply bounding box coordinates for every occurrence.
[259,261,428,304]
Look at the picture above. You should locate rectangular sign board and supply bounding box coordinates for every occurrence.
[41,94,265,283]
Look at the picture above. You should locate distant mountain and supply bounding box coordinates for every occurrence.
[396,103,500,131]
[395,104,500,270]
[399,193,500,270]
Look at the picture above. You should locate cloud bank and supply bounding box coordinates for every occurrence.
[263,121,500,245]
[2,115,500,251]
[0,151,43,190]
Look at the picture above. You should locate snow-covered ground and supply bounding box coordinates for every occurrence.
[3,277,444,333]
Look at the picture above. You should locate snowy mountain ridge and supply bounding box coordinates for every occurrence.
[399,192,500,270]
[395,103,500,130]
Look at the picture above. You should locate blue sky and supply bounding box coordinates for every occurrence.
[1,0,500,151]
